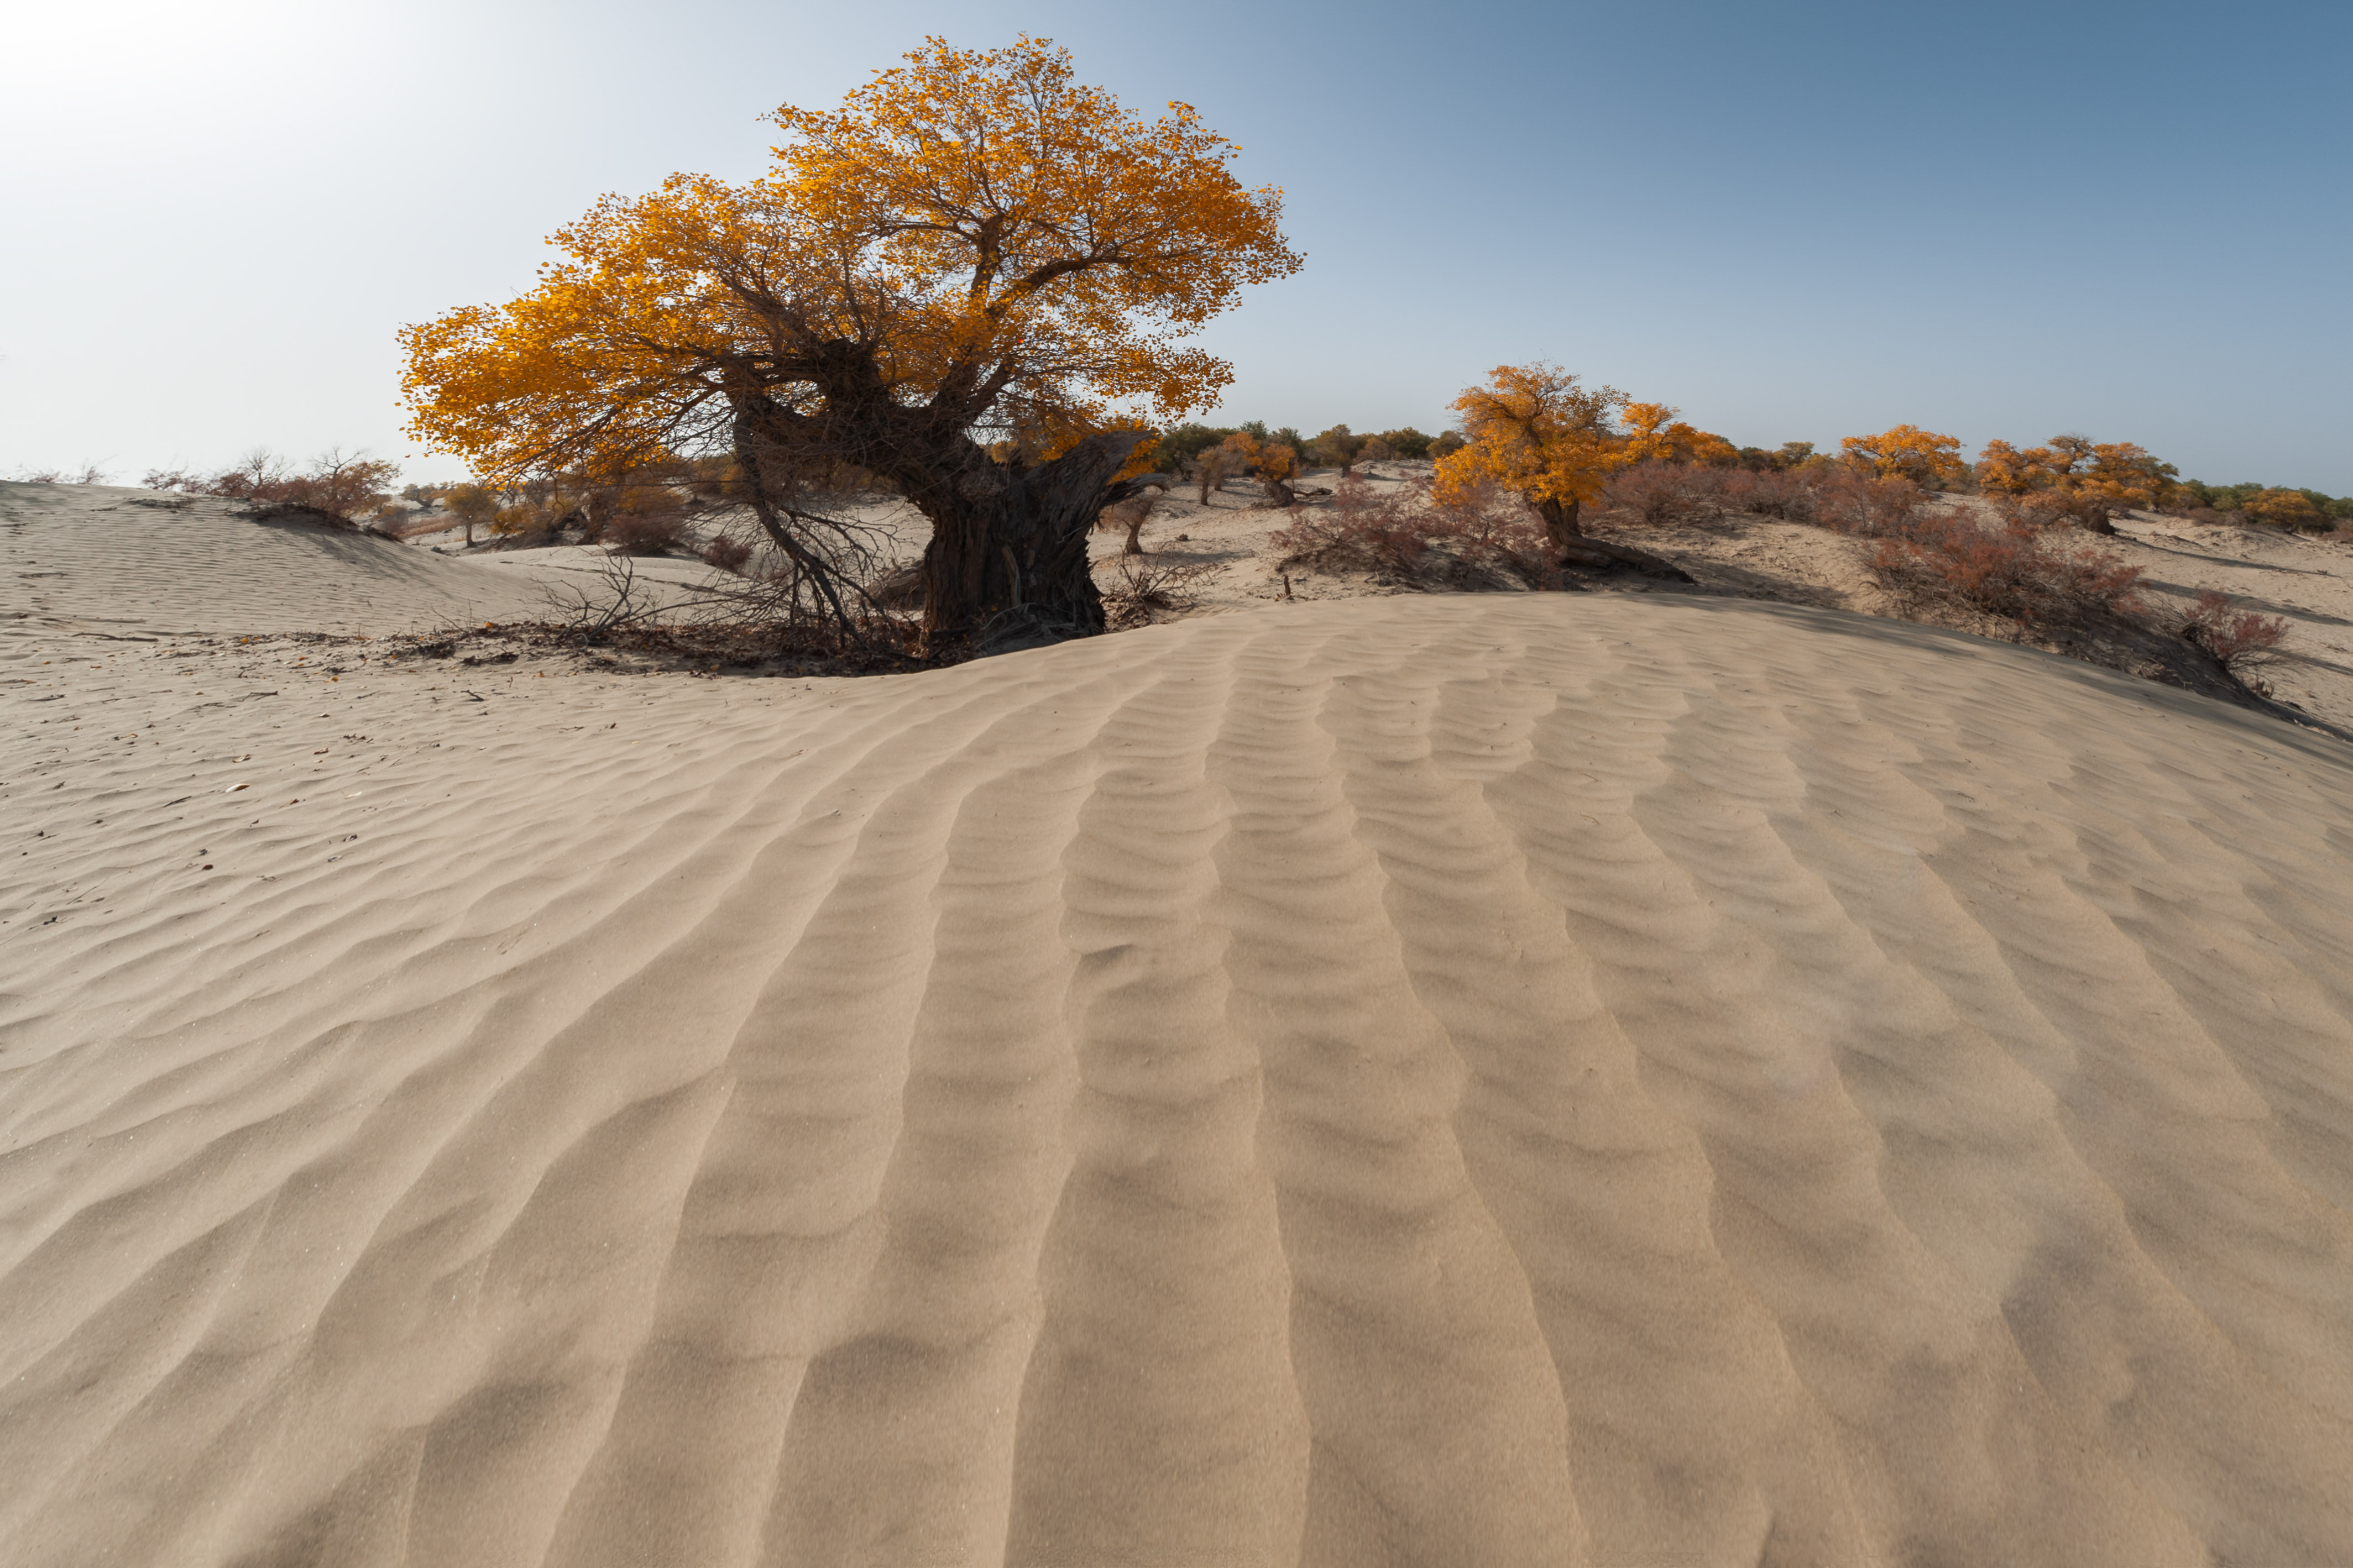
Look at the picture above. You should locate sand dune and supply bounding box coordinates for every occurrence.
[3,481,555,635]
[6,489,2353,1565]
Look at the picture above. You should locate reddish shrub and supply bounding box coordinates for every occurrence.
[702,536,755,572]
[1597,459,1923,533]
[1717,466,1814,521]
[607,511,686,554]
[1601,460,1713,525]
[1271,475,1448,573]
[1437,481,1560,586]
[2173,589,2289,669]
[1270,475,1560,588]
[1808,466,1925,534]
[147,448,399,524]
[1873,512,2145,622]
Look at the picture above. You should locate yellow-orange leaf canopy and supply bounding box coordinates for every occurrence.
[1433,364,1698,581]
[399,36,1300,646]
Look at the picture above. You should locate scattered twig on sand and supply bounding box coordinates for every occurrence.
[541,553,663,638]
[1100,556,1216,630]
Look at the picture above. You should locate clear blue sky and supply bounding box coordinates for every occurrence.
[4,0,2347,488]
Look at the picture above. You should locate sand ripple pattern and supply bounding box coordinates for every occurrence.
[5,595,2352,1566]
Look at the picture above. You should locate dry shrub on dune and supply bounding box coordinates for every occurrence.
[144,448,401,527]
[1717,465,1813,520]
[1871,510,2145,624]
[1599,460,1717,525]
[605,511,687,556]
[1595,459,1923,534]
[2172,589,2291,672]
[701,536,755,572]
[1099,554,1215,628]
[1272,475,1559,588]
[1271,475,1439,574]
[1806,465,1926,534]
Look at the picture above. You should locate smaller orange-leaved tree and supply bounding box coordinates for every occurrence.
[1219,431,1301,506]
[1977,434,2178,534]
[1839,425,1966,487]
[2240,488,2328,531]
[1432,363,1695,580]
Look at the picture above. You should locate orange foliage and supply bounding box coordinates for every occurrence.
[1978,435,2179,524]
[1219,431,1300,504]
[1220,431,1296,480]
[1620,402,1738,467]
[398,36,1303,485]
[1839,425,1965,485]
[2241,487,2326,530]
[1432,363,1629,515]
[1435,368,1738,523]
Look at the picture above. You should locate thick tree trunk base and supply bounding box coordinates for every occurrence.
[918,431,1155,657]
[1559,536,1698,581]
[1536,495,1696,583]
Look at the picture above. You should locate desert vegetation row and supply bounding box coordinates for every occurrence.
[6,35,2329,700]
[19,421,2340,548]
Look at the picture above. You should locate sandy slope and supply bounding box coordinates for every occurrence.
[3,482,561,637]
[7,488,2353,1566]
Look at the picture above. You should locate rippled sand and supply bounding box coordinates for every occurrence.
[6,489,2353,1566]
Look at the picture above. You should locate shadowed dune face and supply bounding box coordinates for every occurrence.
[4,593,2352,1567]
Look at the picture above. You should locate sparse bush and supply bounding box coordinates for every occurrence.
[11,463,109,484]
[1439,480,1560,587]
[143,448,398,524]
[702,536,755,571]
[1808,466,1925,534]
[1310,424,1364,475]
[1872,511,2145,623]
[1099,555,1213,629]
[607,508,686,554]
[1273,475,1443,574]
[490,502,545,538]
[1601,460,1716,525]
[1189,442,1248,504]
[1270,474,1559,589]
[2172,589,2289,670]
[1590,455,1917,534]
[1718,466,1813,520]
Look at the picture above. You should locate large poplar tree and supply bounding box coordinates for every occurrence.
[399,37,1299,651]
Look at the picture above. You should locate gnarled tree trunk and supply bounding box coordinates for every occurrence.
[1535,496,1696,582]
[728,344,1161,657]
[909,430,1155,653]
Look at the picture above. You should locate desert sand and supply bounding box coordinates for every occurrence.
[7,479,2353,1566]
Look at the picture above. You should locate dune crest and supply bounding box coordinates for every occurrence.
[6,591,2352,1567]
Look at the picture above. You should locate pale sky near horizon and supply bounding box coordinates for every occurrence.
[4,0,2347,489]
